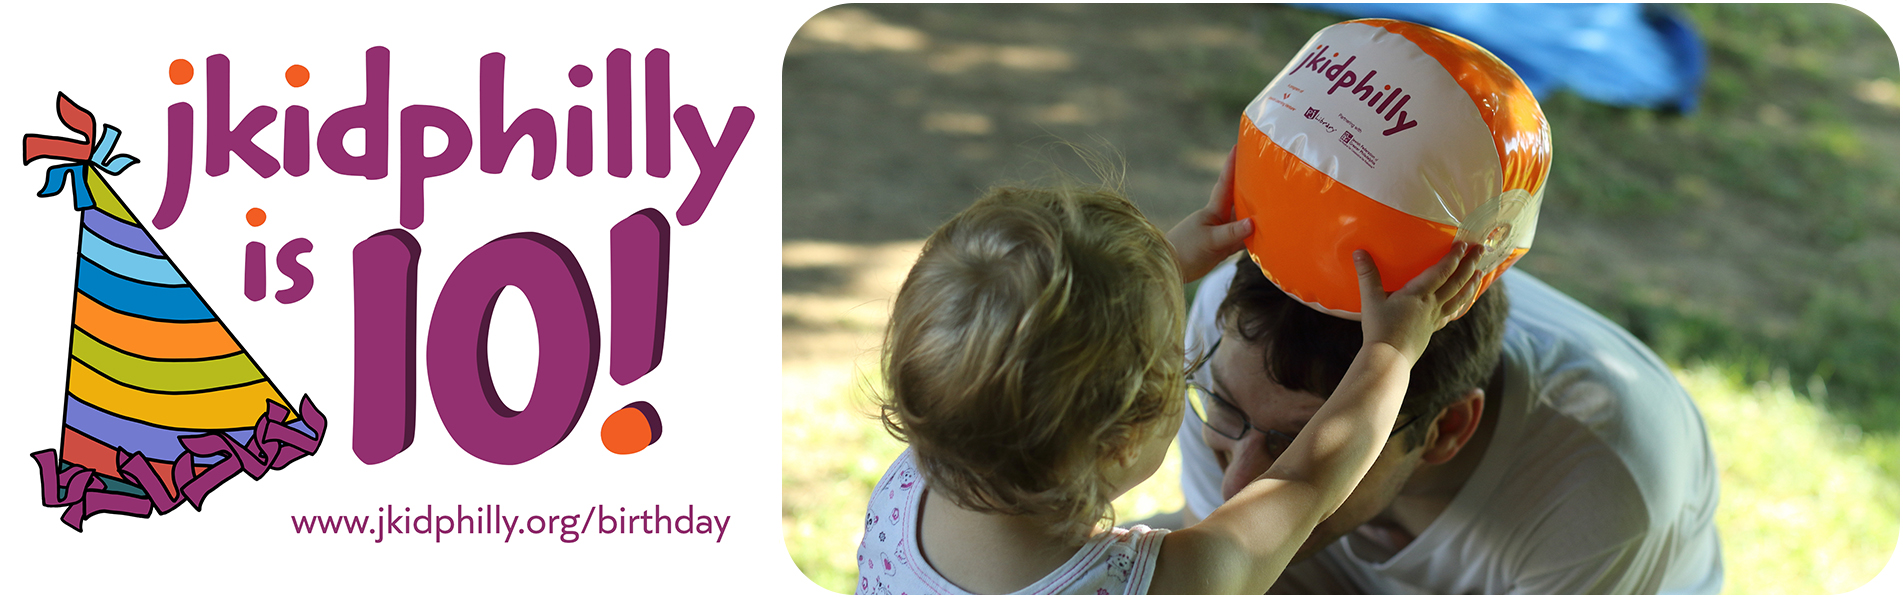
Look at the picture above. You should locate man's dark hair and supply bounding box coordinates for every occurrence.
[1217,257,1508,448]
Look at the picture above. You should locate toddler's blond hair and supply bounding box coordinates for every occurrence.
[880,183,1184,540]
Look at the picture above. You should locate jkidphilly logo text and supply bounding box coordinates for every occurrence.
[1287,45,1419,136]
[153,47,754,466]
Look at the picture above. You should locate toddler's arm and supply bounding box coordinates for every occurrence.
[1151,242,1482,594]
[1166,147,1254,283]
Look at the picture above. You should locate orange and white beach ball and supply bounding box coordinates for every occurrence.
[1235,19,1550,318]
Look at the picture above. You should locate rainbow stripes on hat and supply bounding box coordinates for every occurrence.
[24,94,326,531]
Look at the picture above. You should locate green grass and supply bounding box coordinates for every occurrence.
[1678,363,1899,594]
[1530,4,1900,431]
[783,372,907,592]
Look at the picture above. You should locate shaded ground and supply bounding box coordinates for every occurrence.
[784,4,1286,244]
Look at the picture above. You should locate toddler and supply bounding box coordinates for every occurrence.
[856,160,1481,594]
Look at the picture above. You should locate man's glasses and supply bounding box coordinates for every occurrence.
[1187,338,1422,462]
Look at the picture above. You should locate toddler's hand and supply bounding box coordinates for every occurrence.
[1353,242,1484,360]
[1167,146,1254,283]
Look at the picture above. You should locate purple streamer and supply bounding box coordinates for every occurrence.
[29,396,327,531]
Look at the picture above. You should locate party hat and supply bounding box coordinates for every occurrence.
[24,93,327,531]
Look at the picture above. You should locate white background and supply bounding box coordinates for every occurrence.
[2,1,805,592]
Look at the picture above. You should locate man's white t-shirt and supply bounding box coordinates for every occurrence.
[1176,263,1724,594]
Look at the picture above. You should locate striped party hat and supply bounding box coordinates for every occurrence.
[24,94,327,531]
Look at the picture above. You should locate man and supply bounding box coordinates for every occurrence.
[1173,256,1724,594]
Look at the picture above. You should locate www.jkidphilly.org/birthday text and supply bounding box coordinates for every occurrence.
[290,503,730,544]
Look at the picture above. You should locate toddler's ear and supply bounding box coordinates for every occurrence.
[1113,443,1141,468]
[1099,429,1143,469]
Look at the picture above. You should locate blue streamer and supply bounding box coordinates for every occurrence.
[90,125,141,175]
[37,164,94,210]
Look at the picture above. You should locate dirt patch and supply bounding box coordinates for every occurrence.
[783,4,1305,243]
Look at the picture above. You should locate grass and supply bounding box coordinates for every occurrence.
[1679,364,1899,594]
[783,371,907,592]
[1525,3,1900,432]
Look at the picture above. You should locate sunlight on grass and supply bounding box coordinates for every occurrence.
[1677,363,1900,595]
[783,370,906,593]
[786,361,1899,594]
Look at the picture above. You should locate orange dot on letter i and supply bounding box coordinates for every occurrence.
[601,401,663,454]
[169,59,193,85]
[285,64,310,88]
[245,209,267,301]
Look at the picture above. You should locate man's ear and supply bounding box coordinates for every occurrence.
[1421,388,1485,465]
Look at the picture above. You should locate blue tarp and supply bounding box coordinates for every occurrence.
[1296,3,1706,112]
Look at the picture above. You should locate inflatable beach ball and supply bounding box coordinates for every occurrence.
[1236,19,1550,318]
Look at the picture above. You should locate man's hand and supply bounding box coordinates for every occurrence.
[1167,146,1254,283]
